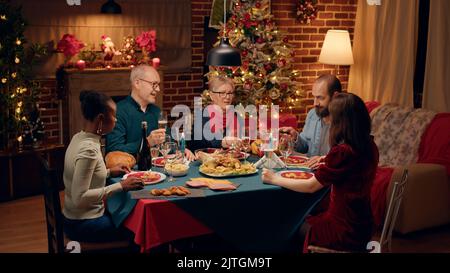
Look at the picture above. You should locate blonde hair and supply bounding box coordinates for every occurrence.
[208,75,235,92]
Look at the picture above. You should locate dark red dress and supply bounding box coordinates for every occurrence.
[304,140,379,252]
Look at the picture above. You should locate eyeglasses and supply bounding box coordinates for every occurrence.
[211,91,234,98]
[139,78,160,90]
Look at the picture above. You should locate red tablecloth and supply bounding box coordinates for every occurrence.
[123,199,212,252]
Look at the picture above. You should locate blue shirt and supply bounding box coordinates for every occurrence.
[295,108,330,157]
[105,95,160,156]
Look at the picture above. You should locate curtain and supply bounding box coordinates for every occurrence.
[422,0,450,112]
[348,0,419,107]
[12,0,191,77]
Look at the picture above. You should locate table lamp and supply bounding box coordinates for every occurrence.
[318,30,354,74]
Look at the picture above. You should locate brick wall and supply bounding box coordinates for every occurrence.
[34,79,61,144]
[35,0,357,144]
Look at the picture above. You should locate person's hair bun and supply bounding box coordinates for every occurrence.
[79,90,94,103]
[78,90,112,121]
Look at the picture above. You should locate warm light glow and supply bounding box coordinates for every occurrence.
[319,30,354,65]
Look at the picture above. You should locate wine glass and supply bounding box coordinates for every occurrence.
[279,135,294,169]
[241,136,251,164]
[162,142,178,182]
[158,112,168,131]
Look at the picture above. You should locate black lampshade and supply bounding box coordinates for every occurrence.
[101,0,122,14]
[206,37,242,67]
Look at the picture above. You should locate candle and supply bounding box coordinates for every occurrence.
[152,58,160,69]
[76,60,86,70]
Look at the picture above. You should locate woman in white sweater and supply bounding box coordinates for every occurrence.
[63,90,144,242]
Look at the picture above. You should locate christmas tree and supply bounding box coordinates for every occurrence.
[204,0,303,109]
[0,1,45,150]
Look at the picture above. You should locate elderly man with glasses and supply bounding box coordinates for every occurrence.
[106,64,194,160]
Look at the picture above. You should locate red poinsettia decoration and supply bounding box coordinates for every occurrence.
[56,34,85,59]
[135,29,157,53]
[296,0,318,24]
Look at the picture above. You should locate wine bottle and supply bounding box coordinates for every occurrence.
[137,121,152,171]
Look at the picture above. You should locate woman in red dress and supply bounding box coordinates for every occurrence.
[262,92,379,252]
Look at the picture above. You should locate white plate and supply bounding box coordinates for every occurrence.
[122,171,166,185]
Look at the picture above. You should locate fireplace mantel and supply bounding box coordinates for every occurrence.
[60,67,164,145]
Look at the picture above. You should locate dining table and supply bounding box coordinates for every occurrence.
[106,156,329,253]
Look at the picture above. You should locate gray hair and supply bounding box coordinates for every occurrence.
[208,75,235,92]
[130,64,156,84]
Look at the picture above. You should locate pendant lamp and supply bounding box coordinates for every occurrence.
[101,0,122,14]
[206,0,241,66]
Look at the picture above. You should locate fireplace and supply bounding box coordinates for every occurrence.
[59,67,164,145]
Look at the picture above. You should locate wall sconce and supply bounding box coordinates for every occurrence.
[319,30,354,74]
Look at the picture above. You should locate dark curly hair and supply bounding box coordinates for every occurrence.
[79,90,113,121]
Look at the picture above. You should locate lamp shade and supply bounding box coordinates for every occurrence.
[101,0,122,14]
[318,30,354,65]
[206,38,242,67]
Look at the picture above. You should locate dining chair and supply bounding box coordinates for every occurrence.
[36,153,134,253]
[308,169,409,253]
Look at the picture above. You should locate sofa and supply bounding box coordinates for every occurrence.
[368,103,450,234]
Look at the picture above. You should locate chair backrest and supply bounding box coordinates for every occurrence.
[36,153,65,254]
[379,169,408,253]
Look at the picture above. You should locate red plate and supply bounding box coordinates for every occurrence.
[125,171,162,184]
[281,155,308,166]
[152,157,165,167]
[279,170,313,180]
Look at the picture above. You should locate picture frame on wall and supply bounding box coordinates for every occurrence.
[209,0,232,29]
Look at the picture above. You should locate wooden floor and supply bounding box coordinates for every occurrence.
[1,193,450,253]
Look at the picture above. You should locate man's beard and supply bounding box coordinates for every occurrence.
[315,106,329,118]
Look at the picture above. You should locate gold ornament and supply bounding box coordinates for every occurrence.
[269,89,281,100]
[1,15,6,20]
[11,72,17,78]
[1,78,6,83]
[16,39,21,45]
[15,57,20,64]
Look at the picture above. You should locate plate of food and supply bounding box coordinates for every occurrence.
[152,157,165,167]
[195,148,248,162]
[199,156,257,177]
[276,170,314,180]
[280,155,309,167]
[123,171,166,185]
[165,162,189,177]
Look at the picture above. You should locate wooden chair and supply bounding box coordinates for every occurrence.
[308,169,409,253]
[36,153,135,253]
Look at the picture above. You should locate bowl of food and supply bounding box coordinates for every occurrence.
[164,162,189,177]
